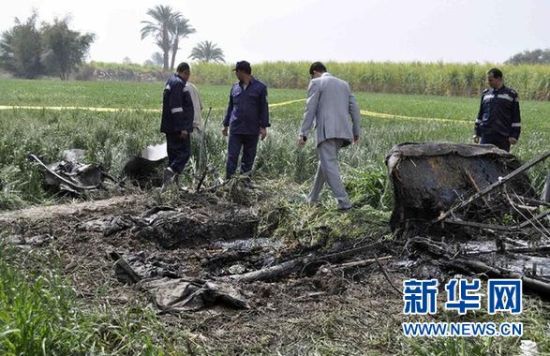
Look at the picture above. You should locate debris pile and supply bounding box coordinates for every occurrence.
[122,143,167,187]
[29,149,115,194]
[386,143,550,298]
[386,143,548,237]
[15,142,550,314]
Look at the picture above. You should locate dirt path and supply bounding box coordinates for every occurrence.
[0,194,142,224]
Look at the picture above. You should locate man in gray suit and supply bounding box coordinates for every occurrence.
[298,62,361,210]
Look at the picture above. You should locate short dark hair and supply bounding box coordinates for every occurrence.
[176,62,190,73]
[309,62,327,75]
[487,68,503,79]
[234,61,252,74]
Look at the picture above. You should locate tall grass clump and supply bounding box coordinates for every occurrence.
[0,242,186,354]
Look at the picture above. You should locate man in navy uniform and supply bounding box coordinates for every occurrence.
[222,61,270,179]
[161,62,194,191]
[474,68,521,152]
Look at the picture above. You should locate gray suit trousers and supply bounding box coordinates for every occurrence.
[307,138,352,209]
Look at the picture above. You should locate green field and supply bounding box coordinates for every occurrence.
[0,79,548,209]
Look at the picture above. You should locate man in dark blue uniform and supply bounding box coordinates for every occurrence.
[222,61,270,179]
[474,68,521,152]
[160,62,194,191]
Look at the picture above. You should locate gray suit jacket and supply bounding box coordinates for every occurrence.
[300,73,361,147]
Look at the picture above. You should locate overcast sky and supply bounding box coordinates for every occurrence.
[1,0,548,65]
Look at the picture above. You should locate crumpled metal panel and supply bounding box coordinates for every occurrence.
[385,143,534,231]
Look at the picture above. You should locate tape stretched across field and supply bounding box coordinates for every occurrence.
[0,99,471,125]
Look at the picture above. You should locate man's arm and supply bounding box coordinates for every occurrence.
[474,95,484,140]
[348,85,361,141]
[258,85,269,140]
[259,85,270,128]
[223,88,233,128]
[300,80,321,139]
[510,94,521,141]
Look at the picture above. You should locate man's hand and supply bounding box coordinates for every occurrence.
[222,126,228,137]
[353,135,360,144]
[179,130,189,139]
[297,135,306,147]
[509,137,518,145]
[259,127,267,141]
[473,135,480,144]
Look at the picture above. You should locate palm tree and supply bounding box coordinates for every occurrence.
[140,5,178,71]
[169,15,195,71]
[189,41,225,63]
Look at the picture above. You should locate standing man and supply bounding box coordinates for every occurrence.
[298,62,361,211]
[474,68,521,152]
[160,62,194,191]
[223,61,270,179]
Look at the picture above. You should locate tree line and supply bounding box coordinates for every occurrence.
[0,5,225,79]
[0,13,94,80]
[505,49,550,65]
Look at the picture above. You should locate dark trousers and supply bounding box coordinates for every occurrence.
[226,134,259,178]
[166,133,191,174]
[480,132,511,152]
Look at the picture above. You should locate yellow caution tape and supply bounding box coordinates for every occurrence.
[0,100,471,125]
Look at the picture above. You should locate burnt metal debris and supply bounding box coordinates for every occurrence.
[386,143,550,299]
[110,252,250,312]
[405,236,550,298]
[386,143,549,238]
[122,143,167,187]
[29,144,169,192]
[31,130,218,193]
[29,150,115,194]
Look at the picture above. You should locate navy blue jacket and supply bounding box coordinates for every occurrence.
[161,74,194,134]
[223,78,270,135]
[475,86,521,139]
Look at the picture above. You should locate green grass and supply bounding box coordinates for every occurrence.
[0,241,188,355]
[0,80,548,209]
[0,79,304,109]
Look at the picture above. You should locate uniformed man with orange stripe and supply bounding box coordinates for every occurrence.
[474,68,521,152]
